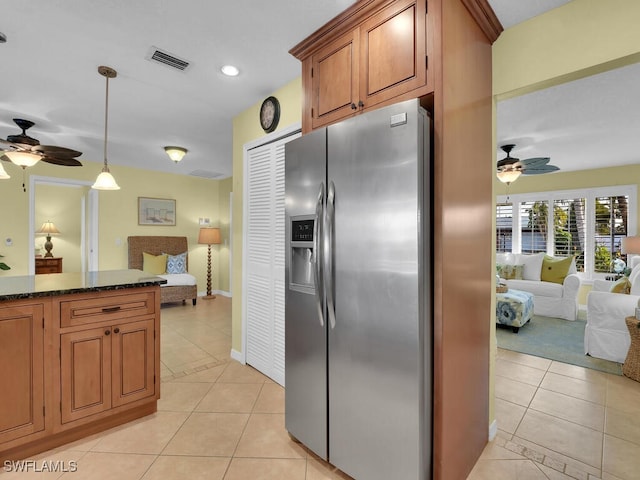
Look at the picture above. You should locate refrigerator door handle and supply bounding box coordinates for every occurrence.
[313,183,325,327]
[325,181,336,329]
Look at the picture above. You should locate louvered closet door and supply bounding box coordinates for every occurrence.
[245,133,299,385]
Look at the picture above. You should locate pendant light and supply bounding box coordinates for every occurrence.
[92,65,120,190]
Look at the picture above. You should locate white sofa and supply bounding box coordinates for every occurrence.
[496,252,581,321]
[584,257,640,363]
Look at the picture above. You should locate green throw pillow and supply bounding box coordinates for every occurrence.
[142,252,167,275]
[610,277,631,294]
[541,255,573,284]
[496,263,523,280]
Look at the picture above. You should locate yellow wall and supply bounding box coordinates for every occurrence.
[35,183,86,271]
[231,77,303,353]
[495,164,640,227]
[0,159,231,294]
[493,0,640,100]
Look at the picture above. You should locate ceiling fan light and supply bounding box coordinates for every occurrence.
[4,151,41,167]
[164,146,187,163]
[0,162,10,179]
[496,169,522,185]
[92,167,120,190]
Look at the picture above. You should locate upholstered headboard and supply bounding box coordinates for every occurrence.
[127,236,189,270]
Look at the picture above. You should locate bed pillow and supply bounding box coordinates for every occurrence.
[165,251,187,274]
[541,255,573,284]
[142,252,167,275]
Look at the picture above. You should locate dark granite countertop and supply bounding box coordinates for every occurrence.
[0,269,167,301]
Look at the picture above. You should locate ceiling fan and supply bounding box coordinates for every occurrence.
[0,118,83,167]
[496,144,559,184]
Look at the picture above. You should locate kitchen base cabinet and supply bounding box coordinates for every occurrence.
[0,282,161,462]
[60,319,155,425]
[0,303,46,446]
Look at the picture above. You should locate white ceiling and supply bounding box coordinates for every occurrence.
[3,0,629,181]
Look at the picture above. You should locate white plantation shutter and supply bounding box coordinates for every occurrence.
[244,133,298,386]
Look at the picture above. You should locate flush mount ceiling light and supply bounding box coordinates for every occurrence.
[220,65,239,77]
[164,146,188,163]
[92,66,120,190]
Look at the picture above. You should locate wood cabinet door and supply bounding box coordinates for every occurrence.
[359,0,427,108]
[311,29,360,130]
[111,319,155,407]
[0,304,45,444]
[60,328,112,424]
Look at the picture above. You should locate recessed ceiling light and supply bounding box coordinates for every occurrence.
[221,65,239,77]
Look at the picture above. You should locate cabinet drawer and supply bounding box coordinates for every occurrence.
[60,291,155,328]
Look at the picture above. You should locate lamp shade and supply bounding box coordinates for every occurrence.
[92,167,120,190]
[164,146,188,163]
[198,227,221,245]
[622,236,640,254]
[36,221,60,235]
[4,151,41,167]
[496,169,521,185]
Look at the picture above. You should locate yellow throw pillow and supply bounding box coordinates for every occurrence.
[142,252,167,275]
[610,277,631,294]
[541,255,573,284]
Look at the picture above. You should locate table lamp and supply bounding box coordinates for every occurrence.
[36,221,60,257]
[198,227,221,300]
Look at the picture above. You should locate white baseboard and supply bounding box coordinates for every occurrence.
[488,419,498,441]
[198,290,231,298]
[230,349,244,364]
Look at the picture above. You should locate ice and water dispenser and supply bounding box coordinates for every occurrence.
[289,215,316,294]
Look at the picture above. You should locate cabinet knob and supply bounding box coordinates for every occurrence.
[105,329,111,336]
[358,100,364,108]
[351,103,357,110]
[113,327,120,334]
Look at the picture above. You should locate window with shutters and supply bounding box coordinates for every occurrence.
[496,185,637,279]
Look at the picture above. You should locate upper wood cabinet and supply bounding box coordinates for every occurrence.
[293,0,430,132]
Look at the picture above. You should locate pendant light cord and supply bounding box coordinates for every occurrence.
[103,74,109,169]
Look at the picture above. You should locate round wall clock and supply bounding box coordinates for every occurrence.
[259,96,281,133]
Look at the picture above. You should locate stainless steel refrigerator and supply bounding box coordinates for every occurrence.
[285,98,431,480]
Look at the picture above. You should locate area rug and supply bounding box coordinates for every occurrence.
[496,315,623,375]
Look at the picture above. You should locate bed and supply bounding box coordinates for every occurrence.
[127,235,197,305]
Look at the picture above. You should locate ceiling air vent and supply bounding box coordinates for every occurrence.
[146,46,191,72]
[189,170,226,179]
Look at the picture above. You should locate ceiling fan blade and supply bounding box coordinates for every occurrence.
[520,157,551,168]
[33,145,82,158]
[523,165,560,175]
[40,156,83,167]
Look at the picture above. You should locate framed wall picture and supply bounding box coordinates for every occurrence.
[138,197,176,226]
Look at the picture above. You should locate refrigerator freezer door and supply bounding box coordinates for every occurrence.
[327,99,430,480]
[284,127,329,459]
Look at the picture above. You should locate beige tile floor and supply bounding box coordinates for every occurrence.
[469,348,640,480]
[3,298,640,479]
